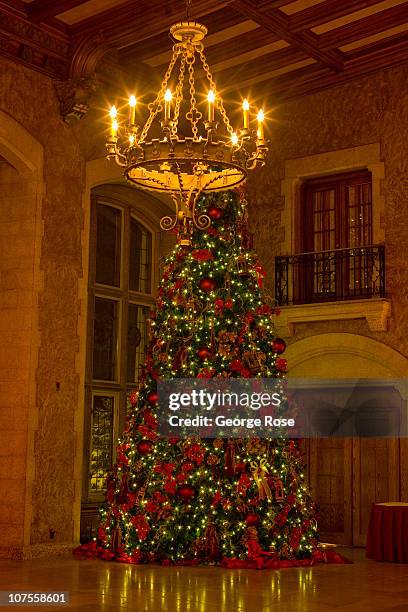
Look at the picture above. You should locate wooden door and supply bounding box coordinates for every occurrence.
[352,438,400,546]
[306,438,353,545]
[299,171,372,303]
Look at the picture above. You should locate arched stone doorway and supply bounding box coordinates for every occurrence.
[0,111,44,558]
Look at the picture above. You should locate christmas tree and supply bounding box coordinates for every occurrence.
[95,189,321,568]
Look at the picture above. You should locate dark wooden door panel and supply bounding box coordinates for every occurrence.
[306,438,353,545]
[352,438,400,547]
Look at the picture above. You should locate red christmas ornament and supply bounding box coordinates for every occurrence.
[276,357,288,372]
[224,297,233,309]
[207,206,223,220]
[192,249,214,261]
[245,513,260,526]
[229,358,243,372]
[272,338,286,354]
[197,346,213,360]
[137,440,154,455]
[199,277,216,292]
[147,391,158,405]
[176,484,197,502]
[129,390,139,406]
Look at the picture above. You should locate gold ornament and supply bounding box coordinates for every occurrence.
[207,454,220,466]
[242,526,258,547]
[243,349,266,374]
[269,476,285,501]
[251,458,273,500]
[236,254,251,277]
[217,330,237,357]
[185,297,198,323]
[246,438,266,454]
[110,526,122,553]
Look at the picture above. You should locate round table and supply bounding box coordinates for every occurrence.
[366,502,408,562]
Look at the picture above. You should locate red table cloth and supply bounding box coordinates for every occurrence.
[366,502,408,562]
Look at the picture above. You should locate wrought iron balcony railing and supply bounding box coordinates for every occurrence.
[275,245,385,306]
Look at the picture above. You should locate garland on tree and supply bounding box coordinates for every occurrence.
[75,189,349,568]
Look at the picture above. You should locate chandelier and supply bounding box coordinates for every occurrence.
[106,6,268,245]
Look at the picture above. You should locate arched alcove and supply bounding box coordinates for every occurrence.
[0,110,44,557]
[285,333,408,379]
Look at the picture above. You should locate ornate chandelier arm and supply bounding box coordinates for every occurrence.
[106,142,127,166]
[245,145,268,170]
[159,193,180,232]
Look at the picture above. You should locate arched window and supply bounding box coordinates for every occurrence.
[83,187,156,504]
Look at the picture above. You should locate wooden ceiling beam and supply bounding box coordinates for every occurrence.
[345,31,408,65]
[319,4,408,50]
[119,7,244,60]
[203,27,280,67]
[209,46,306,88]
[254,33,408,101]
[257,0,297,7]
[71,0,235,46]
[232,0,344,71]
[144,27,281,77]
[289,0,385,33]
[27,0,90,24]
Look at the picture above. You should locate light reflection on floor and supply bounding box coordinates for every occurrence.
[1,548,408,611]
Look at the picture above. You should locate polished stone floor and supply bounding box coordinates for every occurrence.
[0,548,407,611]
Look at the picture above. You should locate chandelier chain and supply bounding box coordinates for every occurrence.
[198,48,234,135]
[171,55,186,138]
[186,55,201,141]
[140,49,179,142]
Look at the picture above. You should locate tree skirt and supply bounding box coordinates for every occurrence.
[73,542,350,569]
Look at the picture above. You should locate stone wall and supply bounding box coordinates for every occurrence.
[246,61,408,361]
[0,57,84,557]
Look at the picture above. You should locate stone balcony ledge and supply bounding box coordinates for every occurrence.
[275,297,391,336]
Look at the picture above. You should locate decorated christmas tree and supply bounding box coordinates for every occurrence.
[93,189,322,568]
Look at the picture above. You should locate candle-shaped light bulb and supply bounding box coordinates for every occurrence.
[129,134,135,146]
[109,105,117,120]
[111,118,119,140]
[207,90,215,122]
[243,99,250,129]
[129,94,136,125]
[231,132,238,146]
[164,89,172,121]
[257,109,265,141]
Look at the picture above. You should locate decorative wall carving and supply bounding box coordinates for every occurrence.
[54,76,98,123]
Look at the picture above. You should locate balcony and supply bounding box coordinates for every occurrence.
[274,245,391,335]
